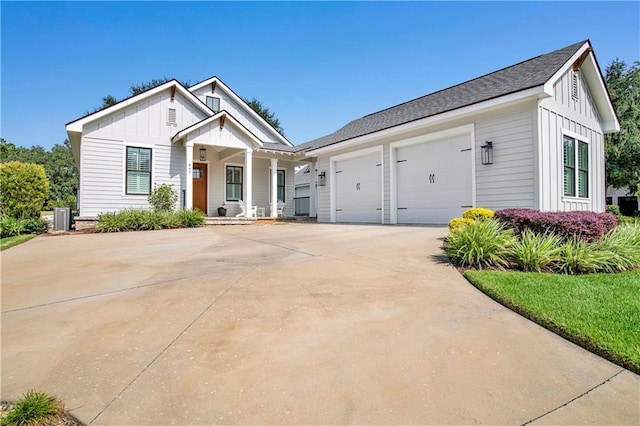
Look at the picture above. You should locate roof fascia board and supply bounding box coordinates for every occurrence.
[189,76,293,147]
[173,110,264,148]
[304,86,545,156]
[66,81,212,133]
[581,54,620,132]
[543,41,590,96]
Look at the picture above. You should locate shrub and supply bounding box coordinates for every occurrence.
[606,204,621,217]
[495,208,617,242]
[462,207,494,221]
[0,216,26,238]
[148,183,178,212]
[445,218,514,269]
[139,210,164,231]
[555,239,609,275]
[2,389,61,426]
[0,161,50,219]
[21,217,49,234]
[510,230,562,272]
[96,212,127,233]
[176,209,205,227]
[448,217,475,231]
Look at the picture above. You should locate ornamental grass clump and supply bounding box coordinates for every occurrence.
[1,390,61,426]
[510,230,562,272]
[595,223,640,272]
[176,208,205,227]
[445,218,514,270]
[555,238,610,275]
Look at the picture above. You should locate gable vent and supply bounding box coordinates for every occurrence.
[167,108,177,126]
[571,72,579,101]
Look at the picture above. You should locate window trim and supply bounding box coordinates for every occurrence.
[225,164,243,202]
[206,96,221,112]
[125,146,153,196]
[562,130,590,200]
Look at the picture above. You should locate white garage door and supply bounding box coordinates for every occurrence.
[335,151,382,223]
[395,134,472,224]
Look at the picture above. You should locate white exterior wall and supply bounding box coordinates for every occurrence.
[537,70,605,212]
[313,101,538,223]
[79,91,206,216]
[192,86,279,143]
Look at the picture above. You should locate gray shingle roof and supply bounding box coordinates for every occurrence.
[295,40,587,153]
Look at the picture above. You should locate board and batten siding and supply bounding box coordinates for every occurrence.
[79,90,205,216]
[192,86,280,144]
[537,69,605,212]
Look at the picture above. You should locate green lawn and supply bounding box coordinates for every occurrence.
[0,234,35,251]
[465,269,640,373]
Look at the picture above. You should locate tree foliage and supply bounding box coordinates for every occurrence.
[243,97,285,136]
[0,138,78,209]
[0,161,50,218]
[605,59,640,193]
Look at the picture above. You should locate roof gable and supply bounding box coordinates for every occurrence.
[189,76,293,147]
[171,110,263,148]
[297,40,620,153]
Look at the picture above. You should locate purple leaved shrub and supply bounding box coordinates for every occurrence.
[494,208,617,242]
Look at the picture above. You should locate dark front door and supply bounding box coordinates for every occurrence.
[193,162,208,214]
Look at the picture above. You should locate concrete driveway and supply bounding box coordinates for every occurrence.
[1,224,638,425]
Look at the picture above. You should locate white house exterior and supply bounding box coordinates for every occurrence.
[297,40,619,224]
[67,40,619,226]
[66,77,306,220]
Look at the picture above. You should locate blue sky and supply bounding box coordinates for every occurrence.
[2,1,638,149]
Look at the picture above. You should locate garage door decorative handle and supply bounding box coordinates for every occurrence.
[428,173,436,183]
[356,182,361,191]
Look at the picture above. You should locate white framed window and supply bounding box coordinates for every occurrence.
[563,132,589,198]
[206,96,220,112]
[167,108,177,126]
[126,146,152,195]
[226,165,243,201]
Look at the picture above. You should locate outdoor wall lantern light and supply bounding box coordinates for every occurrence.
[199,147,207,161]
[481,141,493,165]
[318,171,326,186]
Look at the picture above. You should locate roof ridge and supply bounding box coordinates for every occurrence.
[360,40,587,120]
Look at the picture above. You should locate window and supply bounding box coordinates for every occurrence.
[226,165,243,201]
[206,96,220,112]
[277,170,285,202]
[269,169,286,202]
[126,147,152,195]
[563,134,588,198]
[167,108,177,125]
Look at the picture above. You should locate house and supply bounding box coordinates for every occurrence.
[297,39,619,224]
[66,77,307,226]
[606,187,639,216]
[67,40,619,227]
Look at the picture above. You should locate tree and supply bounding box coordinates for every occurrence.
[243,97,285,136]
[0,138,78,209]
[605,59,640,194]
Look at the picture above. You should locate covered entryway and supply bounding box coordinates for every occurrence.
[333,149,383,223]
[192,162,208,214]
[393,130,473,224]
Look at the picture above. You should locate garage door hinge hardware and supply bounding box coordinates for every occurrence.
[376,208,382,211]
[336,209,343,211]
[397,159,407,163]
[376,163,382,167]
[397,207,408,210]
[335,170,343,174]
[461,205,472,208]
[460,148,472,152]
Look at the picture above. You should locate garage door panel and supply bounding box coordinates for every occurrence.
[396,135,472,224]
[335,152,382,223]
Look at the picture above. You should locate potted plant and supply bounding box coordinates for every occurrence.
[217,202,227,217]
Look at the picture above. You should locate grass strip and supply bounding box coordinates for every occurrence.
[0,234,35,251]
[465,269,640,374]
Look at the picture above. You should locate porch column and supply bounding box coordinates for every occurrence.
[185,142,193,210]
[270,158,278,217]
[310,159,317,217]
[244,149,253,218]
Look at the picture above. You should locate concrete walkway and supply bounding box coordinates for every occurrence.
[1,224,638,425]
